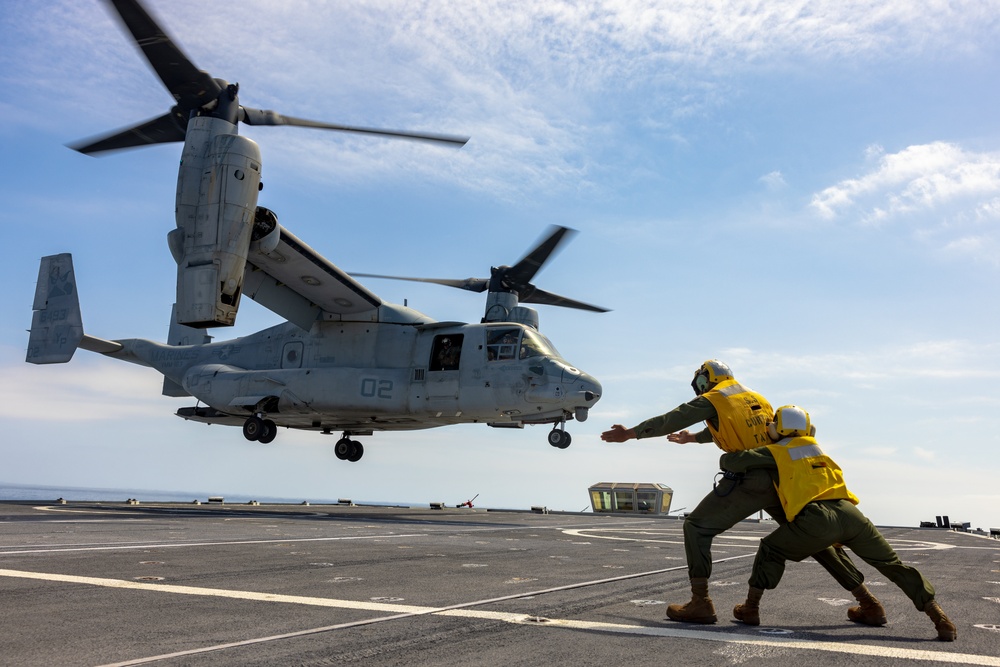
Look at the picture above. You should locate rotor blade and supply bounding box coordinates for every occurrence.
[520,286,610,313]
[350,273,488,293]
[241,107,469,147]
[69,112,186,154]
[506,226,576,287]
[107,0,222,110]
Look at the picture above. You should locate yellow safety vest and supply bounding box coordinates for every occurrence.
[701,379,774,452]
[767,436,859,521]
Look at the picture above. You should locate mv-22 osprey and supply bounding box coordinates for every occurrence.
[26,0,605,462]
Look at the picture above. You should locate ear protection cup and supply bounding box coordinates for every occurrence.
[767,422,779,441]
[809,425,817,437]
[691,370,710,395]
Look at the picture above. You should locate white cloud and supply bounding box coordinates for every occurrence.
[811,142,1000,221]
[808,142,1000,263]
[722,340,1000,385]
[0,349,169,422]
[759,170,787,191]
[7,1,999,199]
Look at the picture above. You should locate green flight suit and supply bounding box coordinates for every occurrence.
[722,448,936,610]
[633,397,865,589]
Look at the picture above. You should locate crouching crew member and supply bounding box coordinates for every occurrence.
[720,405,957,641]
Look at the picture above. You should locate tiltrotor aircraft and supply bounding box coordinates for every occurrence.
[26,0,605,462]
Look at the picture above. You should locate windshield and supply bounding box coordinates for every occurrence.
[520,328,559,359]
[486,326,560,361]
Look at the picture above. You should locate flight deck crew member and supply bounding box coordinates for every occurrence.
[601,360,883,625]
[721,405,957,641]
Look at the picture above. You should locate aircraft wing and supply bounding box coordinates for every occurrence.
[243,226,382,329]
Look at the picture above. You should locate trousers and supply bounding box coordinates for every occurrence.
[683,468,865,591]
[749,499,936,611]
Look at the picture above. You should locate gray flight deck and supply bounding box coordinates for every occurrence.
[0,500,997,666]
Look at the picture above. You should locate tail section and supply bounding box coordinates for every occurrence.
[26,254,84,364]
[166,304,213,347]
[162,304,213,397]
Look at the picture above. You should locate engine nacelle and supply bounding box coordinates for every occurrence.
[250,206,280,254]
[171,116,263,327]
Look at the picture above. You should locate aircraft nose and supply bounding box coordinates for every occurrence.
[581,372,602,404]
[562,366,601,407]
[571,372,601,423]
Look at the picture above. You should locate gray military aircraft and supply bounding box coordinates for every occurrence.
[25,0,605,462]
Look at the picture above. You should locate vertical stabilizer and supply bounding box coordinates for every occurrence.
[162,304,212,397]
[166,304,213,346]
[26,254,85,364]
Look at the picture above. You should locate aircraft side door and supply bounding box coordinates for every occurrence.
[425,333,463,412]
[484,326,527,409]
[458,326,507,418]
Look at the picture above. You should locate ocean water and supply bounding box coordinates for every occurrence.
[0,482,347,505]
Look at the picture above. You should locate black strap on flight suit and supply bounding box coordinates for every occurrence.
[713,469,745,497]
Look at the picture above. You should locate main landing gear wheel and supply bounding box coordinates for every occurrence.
[335,437,364,462]
[258,419,277,444]
[243,416,263,441]
[243,416,277,443]
[548,429,571,449]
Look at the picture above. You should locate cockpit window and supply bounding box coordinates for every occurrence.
[519,329,551,359]
[486,327,559,361]
[486,328,519,361]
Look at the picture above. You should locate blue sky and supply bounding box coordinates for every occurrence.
[2,1,999,530]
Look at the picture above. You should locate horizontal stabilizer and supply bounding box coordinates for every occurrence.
[26,254,84,364]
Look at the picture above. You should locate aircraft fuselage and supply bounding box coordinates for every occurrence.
[113,314,601,435]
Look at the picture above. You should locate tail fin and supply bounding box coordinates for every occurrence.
[166,304,213,347]
[162,304,213,397]
[26,254,84,364]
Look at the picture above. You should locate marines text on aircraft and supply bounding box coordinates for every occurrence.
[25,0,605,462]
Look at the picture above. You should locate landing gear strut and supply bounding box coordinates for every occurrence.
[334,434,365,462]
[547,423,571,449]
[243,414,277,444]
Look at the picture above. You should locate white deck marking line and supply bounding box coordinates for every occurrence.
[561,527,758,547]
[0,533,425,555]
[0,568,430,613]
[33,506,153,515]
[6,560,705,666]
[8,557,990,667]
[522,619,1000,666]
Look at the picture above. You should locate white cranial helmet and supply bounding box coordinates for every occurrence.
[767,405,816,440]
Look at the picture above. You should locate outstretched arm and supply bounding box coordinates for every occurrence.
[601,425,637,442]
[631,398,716,440]
[603,398,717,445]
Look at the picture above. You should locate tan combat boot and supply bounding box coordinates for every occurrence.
[666,577,717,624]
[924,600,957,641]
[733,586,764,626]
[847,584,887,626]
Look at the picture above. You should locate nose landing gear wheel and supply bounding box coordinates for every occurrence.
[548,429,571,449]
